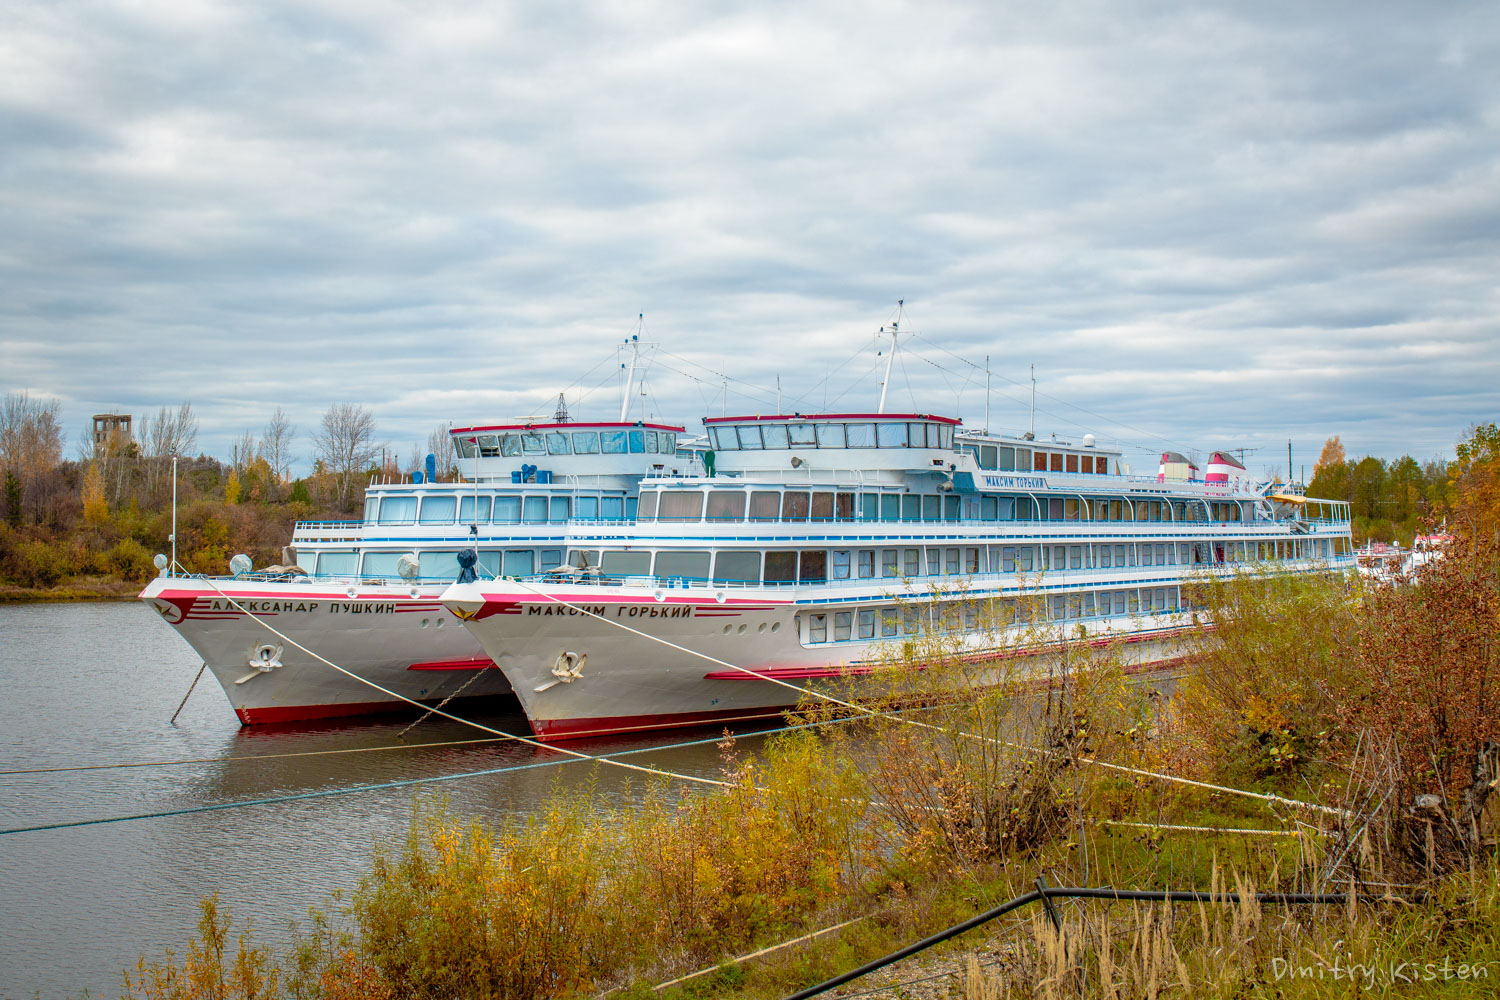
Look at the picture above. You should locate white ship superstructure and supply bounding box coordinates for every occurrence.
[443,411,1355,741]
[140,419,691,724]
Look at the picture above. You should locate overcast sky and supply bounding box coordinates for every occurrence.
[2,0,1496,478]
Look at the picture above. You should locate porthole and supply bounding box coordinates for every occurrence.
[436,618,445,628]
[420,618,429,628]
[770,621,782,633]
[722,625,732,634]
[736,624,747,634]
[757,622,767,633]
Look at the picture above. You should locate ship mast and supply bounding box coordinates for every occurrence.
[619,322,642,422]
[877,299,903,414]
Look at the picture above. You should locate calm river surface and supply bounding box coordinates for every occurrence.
[0,601,775,998]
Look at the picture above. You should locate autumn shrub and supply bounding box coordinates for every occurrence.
[123,894,284,1000]
[1176,567,1361,787]
[109,535,159,583]
[2,536,72,587]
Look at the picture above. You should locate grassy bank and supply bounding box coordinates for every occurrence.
[0,576,142,602]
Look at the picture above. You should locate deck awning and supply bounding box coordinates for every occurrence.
[1270,493,1307,504]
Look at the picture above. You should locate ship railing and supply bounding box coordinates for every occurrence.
[293,520,364,530]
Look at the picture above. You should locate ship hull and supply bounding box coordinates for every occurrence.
[442,582,1193,741]
[140,577,514,725]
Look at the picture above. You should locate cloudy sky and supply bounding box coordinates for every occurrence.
[2,0,1496,478]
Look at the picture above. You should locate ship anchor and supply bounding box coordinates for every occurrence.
[235,644,284,685]
[534,650,586,693]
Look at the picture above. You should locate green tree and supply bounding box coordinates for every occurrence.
[3,469,19,528]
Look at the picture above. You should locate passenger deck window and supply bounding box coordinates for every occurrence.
[837,493,856,520]
[1066,454,1078,473]
[419,496,458,525]
[601,496,624,520]
[764,551,797,583]
[377,496,417,524]
[575,496,598,520]
[858,609,876,639]
[493,496,521,523]
[782,491,810,520]
[658,491,704,522]
[459,496,491,523]
[834,612,852,641]
[811,492,834,520]
[655,551,710,581]
[749,491,780,521]
[1034,452,1048,471]
[549,497,570,522]
[599,551,649,576]
[858,551,875,577]
[880,494,901,520]
[714,550,760,584]
[809,614,827,643]
[706,491,746,522]
[1050,453,1064,472]
[523,496,548,523]
[799,550,827,582]
[636,492,658,520]
[980,445,997,469]
[832,550,851,579]
[503,550,536,577]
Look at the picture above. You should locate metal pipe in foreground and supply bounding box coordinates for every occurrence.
[782,886,1391,1000]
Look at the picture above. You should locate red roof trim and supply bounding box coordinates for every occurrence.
[703,412,961,426]
[451,422,685,434]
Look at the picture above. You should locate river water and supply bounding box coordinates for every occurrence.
[0,601,768,998]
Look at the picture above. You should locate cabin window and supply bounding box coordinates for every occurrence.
[1001,547,1016,572]
[364,497,379,521]
[981,496,998,520]
[601,496,624,520]
[881,607,899,637]
[926,548,942,575]
[377,496,417,524]
[882,549,899,577]
[944,495,960,521]
[595,550,644,576]
[764,551,798,583]
[492,496,521,523]
[921,495,940,521]
[521,496,547,523]
[858,550,875,578]
[658,491,704,522]
[941,548,956,575]
[881,494,901,521]
[361,552,403,578]
[636,492,658,521]
[836,492,856,520]
[706,491,746,522]
[903,607,921,635]
[571,431,600,454]
[737,426,763,450]
[419,496,457,524]
[1048,498,1064,520]
[1099,546,1112,568]
[1066,454,1078,473]
[600,430,628,454]
[1096,457,1108,474]
[800,550,827,583]
[1033,451,1047,471]
[979,445,997,469]
[901,494,921,521]
[1069,546,1082,570]
[1080,455,1093,474]
[811,492,835,521]
[315,551,357,576]
[904,548,920,577]
[655,550,710,582]
[1158,543,1169,565]
[568,550,601,570]
[459,496,491,523]
[749,491,780,521]
[782,491,811,520]
[574,496,598,520]
[1050,596,1065,620]
[1140,545,1153,567]
[858,609,876,639]
[1114,544,1127,567]
[1050,453,1064,472]
[1064,499,1079,521]
[817,423,845,448]
[714,550,760,584]
[419,550,463,581]
[834,612,852,641]
[846,423,875,447]
[762,424,790,449]
[832,550,851,579]
[876,422,906,448]
[549,497,570,522]
[496,550,532,577]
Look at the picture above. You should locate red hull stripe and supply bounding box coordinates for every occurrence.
[235,695,502,725]
[530,705,795,741]
[407,657,499,671]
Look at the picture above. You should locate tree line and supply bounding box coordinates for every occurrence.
[1305,433,1474,546]
[0,394,450,593]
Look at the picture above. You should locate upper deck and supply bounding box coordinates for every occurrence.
[448,421,691,482]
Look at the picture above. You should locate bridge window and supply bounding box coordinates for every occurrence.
[762,424,790,448]
[876,422,906,448]
[737,425,763,450]
[817,423,845,448]
[545,432,571,455]
[846,423,875,447]
[571,431,600,454]
[706,491,746,522]
[789,423,817,447]
[714,550,760,584]
[601,430,627,454]
[520,433,545,455]
[631,430,648,453]
[492,435,512,457]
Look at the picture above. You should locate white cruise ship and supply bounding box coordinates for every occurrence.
[140,418,692,724]
[442,409,1355,741]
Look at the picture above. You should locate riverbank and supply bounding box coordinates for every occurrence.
[0,575,139,602]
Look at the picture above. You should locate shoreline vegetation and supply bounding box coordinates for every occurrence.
[112,424,1499,1000]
